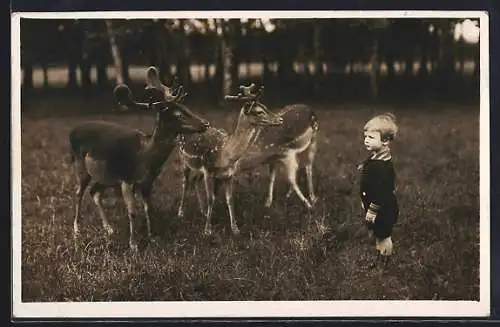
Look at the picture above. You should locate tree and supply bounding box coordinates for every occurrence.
[228,19,242,88]
[273,19,296,97]
[176,19,191,88]
[216,19,234,100]
[64,20,82,89]
[20,19,37,90]
[105,20,124,85]
[348,18,390,99]
[435,19,457,96]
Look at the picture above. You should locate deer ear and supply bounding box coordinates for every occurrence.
[146,66,161,87]
[113,84,133,106]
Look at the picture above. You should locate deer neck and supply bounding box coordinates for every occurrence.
[140,115,178,181]
[217,111,261,168]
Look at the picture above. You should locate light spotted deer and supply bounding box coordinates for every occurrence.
[177,83,319,236]
[69,75,209,251]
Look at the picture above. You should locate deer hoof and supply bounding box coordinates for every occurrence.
[129,242,139,252]
[177,209,184,219]
[204,226,213,236]
[104,225,114,236]
[264,200,272,208]
[231,226,241,236]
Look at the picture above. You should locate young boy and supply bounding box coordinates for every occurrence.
[358,112,399,268]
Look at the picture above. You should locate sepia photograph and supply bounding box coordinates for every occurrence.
[11,10,490,318]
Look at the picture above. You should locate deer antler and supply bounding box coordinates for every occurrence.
[224,83,264,102]
[239,83,256,96]
[173,84,189,103]
[114,84,163,111]
[145,66,176,98]
[144,68,189,105]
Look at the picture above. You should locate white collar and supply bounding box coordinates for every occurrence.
[370,148,392,161]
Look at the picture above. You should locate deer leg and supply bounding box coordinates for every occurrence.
[89,183,114,236]
[305,136,318,205]
[284,156,312,209]
[139,185,153,239]
[204,174,216,236]
[73,171,91,237]
[224,178,240,235]
[177,167,191,219]
[121,182,138,251]
[194,175,206,216]
[264,163,277,208]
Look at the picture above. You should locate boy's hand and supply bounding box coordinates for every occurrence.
[365,211,377,223]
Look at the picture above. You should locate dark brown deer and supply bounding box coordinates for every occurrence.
[69,70,209,251]
[177,83,319,236]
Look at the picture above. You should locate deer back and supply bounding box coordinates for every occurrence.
[245,104,317,152]
[70,121,147,161]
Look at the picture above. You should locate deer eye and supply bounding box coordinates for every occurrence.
[254,108,265,116]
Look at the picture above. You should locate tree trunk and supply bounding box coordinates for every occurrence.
[204,61,211,83]
[67,61,78,89]
[105,20,124,85]
[457,36,465,76]
[79,53,92,92]
[96,42,109,88]
[313,22,323,95]
[262,55,271,82]
[218,19,233,100]
[229,19,241,88]
[155,20,171,84]
[369,36,380,100]
[42,62,49,88]
[203,19,213,86]
[277,24,294,96]
[385,51,395,81]
[436,21,455,96]
[66,20,80,89]
[260,29,272,83]
[23,63,33,90]
[122,52,130,84]
[96,64,108,87]
[177,19,191,88]
[418,53,429,78]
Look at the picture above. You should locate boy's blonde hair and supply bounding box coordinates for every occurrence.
[364,112,398,141]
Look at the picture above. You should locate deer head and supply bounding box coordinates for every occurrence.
[113,71,209,134]
[224,83,283,127]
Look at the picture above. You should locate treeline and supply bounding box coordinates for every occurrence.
[20,18,480,103]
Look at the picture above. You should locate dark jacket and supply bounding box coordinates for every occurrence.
[359,156,399,239]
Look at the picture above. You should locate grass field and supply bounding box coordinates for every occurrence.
[19,96,480,302]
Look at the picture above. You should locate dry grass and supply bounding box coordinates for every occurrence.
[19,98,480,301]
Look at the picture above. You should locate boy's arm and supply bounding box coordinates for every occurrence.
[365,163,394,221]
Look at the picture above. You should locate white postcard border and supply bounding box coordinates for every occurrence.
[11,10,491,318]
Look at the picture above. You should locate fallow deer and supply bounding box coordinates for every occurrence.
[177,83,319,236]
[69,74,210,251]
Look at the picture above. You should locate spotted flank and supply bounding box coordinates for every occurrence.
[177,94,320,235]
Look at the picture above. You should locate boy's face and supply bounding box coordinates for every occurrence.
[364,130,388,152]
